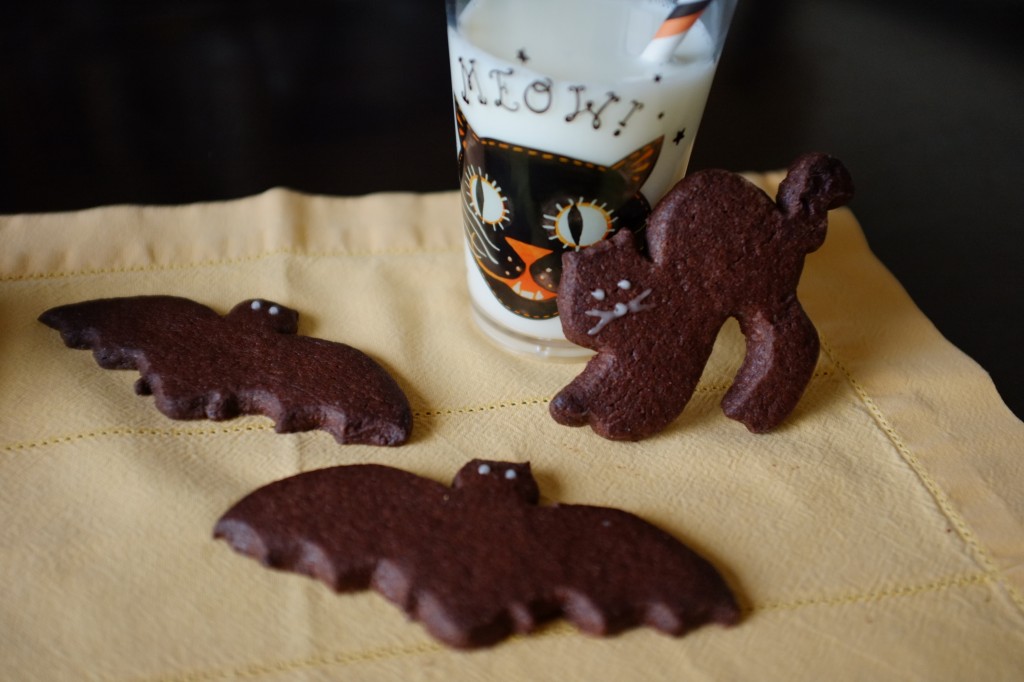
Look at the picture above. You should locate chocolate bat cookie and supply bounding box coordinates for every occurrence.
[214,460,739,649]
[39,296,411,446]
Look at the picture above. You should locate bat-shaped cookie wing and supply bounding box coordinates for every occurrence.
[39,296,412,446]
[215,465,448,590]
[214,460,739,648]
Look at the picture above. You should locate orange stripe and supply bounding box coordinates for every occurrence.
[653,14,701,39]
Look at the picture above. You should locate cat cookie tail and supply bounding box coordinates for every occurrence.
[776,153,854,252]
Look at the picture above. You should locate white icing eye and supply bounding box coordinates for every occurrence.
[465,168,510,227]
[613,302,628,317]
[504,469,518,480]
[543,197,616,250]
[269,306,280,316]
[251,300,262,310]
[618,280,632,290]
[591,289,606,301]
[477,464,492,475]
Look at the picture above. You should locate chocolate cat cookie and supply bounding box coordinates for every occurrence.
[214,459,739,649]
[39,296,412,446]
[550,153,854,439]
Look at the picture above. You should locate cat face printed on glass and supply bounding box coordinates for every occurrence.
[456,103,662,320]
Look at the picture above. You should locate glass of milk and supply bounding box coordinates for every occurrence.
[446,0,737,357]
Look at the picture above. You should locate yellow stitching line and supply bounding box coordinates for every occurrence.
[819,335,1024,615]
[0,245,460,283]
[1,405,559,451]
[112,639,444,682]
[414,396,552,418]
[121,572,990,682]
[3,371,839,452]
[750,571,993,613]
[2,423,275,452]
[411,370,836,419]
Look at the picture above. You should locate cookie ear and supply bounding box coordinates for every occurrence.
[228,300,299,335]
[611,137,663,195]
[453,460,540,504]
[776,153,854,239]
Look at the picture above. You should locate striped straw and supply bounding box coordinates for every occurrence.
[641,0,713,63]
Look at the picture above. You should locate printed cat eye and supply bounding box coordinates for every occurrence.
[464,166,511,228]
[543,198,616,251]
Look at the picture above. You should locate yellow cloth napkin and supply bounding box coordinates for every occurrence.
[2,176,1022,681]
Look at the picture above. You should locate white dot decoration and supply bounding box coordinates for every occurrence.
[477,464,491,475]
[617,279,632,290]
[613,302,628,316]
[504,469,517,480]
[251,300,262,310]
[269,306,280,316]
[591,289,606,301]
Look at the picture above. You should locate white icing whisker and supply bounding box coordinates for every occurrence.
[585,288,654,335]
[628,288,653,312]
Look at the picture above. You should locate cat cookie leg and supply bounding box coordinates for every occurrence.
[549,386,590,428]
[549,353,614,428]
[722,298,820,432]
[551,351,707,441]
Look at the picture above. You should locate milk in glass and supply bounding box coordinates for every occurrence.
[447,0,732,356]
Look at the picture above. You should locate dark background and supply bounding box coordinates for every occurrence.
[2,0,1021,418]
